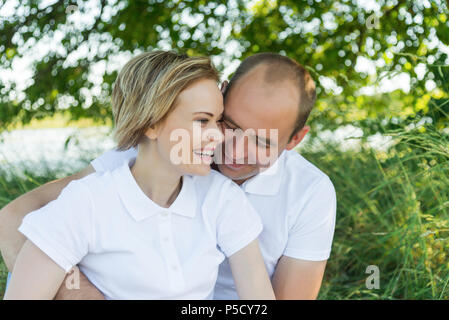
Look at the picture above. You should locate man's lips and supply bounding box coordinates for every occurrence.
[226,162,245,169]
[223,152,246,169]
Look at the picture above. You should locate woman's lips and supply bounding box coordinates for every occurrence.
[193,149,214,165]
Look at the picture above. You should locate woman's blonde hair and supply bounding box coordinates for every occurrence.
[112,50,219,150]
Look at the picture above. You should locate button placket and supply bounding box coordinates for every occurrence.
[158,211,186,292]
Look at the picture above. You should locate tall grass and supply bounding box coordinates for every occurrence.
[303,125,449,299]
[0,125,448,299]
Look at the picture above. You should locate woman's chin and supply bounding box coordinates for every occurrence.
[182,164,211,176]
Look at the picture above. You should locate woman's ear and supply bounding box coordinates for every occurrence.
[144,126,158,140]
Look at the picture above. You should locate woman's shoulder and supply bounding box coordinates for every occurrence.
[192,169,232,191]
[192,169,244,206]
[68,169,117,202]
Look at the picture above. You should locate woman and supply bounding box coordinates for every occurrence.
[5,51,275,300]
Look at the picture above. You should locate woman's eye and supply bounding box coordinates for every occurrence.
[195,118,209,125]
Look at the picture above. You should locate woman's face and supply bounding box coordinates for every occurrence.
[150,78,224,176]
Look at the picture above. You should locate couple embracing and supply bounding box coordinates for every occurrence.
[1,50,336,300]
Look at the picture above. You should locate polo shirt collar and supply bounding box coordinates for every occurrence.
[112,158,197,221]
[241,150,286,196]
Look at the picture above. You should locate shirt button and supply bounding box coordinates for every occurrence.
[162,237,170,243]
[172,265,178,270]
[161,211,169,218]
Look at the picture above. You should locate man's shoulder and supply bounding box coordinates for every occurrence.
[91,147,138,173]
[281,151,336,235]
[279,150,336,211]
[283,149,332,187]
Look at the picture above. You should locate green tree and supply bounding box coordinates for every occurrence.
[0,0,448,129]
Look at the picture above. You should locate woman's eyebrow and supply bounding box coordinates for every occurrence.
[193,112,214,116]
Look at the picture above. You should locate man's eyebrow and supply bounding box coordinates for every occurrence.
[222,114,242,129]
[223,114,276,147]
[257,135,276,147]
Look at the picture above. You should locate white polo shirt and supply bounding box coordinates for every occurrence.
[89,147,337,300]
[19,157,263,300]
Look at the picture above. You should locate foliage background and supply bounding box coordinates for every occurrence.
[1,0,449,299]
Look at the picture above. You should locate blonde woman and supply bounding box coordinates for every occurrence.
[5,51,275,300]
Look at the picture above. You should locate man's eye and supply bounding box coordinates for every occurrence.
[257,141,269,148]
[223,121,236,130]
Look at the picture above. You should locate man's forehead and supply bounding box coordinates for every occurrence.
[232,64,272,90]
[228,66,299,104]
[235,63,297,87]
[224,83,298,128]
[222,109,279,131]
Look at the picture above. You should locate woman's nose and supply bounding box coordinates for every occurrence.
[205,123,224,143]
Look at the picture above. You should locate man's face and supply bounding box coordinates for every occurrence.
[215,64,304,184]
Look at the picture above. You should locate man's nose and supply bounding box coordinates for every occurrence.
[231,132,248,160]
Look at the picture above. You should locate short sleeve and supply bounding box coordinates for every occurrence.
[216,184,263,257]
[18,180,94,272]
[283,176,337,261]
[91,147,137,173]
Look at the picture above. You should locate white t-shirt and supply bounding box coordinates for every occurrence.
[90,147,337,300]
[215,149,337,299]
[19,157,262,300]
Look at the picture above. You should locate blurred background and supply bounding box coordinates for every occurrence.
[0,0,448,299]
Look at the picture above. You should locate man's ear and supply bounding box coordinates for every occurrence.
[285,125,310,150]
[220,80,229,96]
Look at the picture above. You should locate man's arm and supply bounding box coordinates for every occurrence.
[271,255,327,299]
[0,165,94,271]
[274,176,336,300]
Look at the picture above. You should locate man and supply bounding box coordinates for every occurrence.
[0,52,336,300]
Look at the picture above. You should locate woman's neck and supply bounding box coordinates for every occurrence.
[130,141,182,208]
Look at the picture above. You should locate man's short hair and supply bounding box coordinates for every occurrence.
[112,50,219,150]
[224,53,316,140]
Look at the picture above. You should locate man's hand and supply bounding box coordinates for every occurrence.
[272,255,327,300]
[54,266,105,300]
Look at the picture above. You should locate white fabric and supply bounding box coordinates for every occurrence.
[89,147,337,300]
[19,157,262,300]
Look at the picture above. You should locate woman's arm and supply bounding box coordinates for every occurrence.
[4,240,67,300]
[228,239,276,300]
[0,165,94,271]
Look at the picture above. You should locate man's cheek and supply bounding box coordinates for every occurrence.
[246,145,259,165]
[256,147,279,167]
